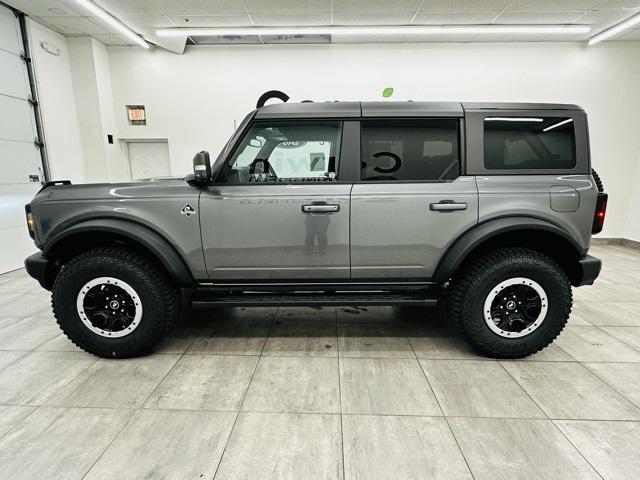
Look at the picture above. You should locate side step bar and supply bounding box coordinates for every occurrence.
[192,290,440,308]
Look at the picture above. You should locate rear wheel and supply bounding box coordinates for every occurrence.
[446,248,571,358]
[52,247,181,358]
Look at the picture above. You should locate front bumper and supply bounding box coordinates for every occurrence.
[24,252,53,290]
[575,254,601,286]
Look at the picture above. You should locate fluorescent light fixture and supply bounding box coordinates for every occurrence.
[589,12,640,45]
[485,117,544,122]
[156,25,590,38]
[543,118,573,132]
[73,0,149,48]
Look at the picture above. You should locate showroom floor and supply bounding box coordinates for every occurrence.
[0,245,639,479]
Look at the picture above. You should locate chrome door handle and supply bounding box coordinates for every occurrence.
[430,201,467,212]
[302,204,340,213]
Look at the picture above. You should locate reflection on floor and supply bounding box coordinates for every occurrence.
[1,245,640,479]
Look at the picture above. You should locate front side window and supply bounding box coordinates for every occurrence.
[361,119,460,181]
[218,121,342,183]
[484,117,576,170]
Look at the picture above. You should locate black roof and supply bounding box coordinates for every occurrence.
[254,101,584,119]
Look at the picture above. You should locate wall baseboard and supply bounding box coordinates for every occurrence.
[591,238,640,250]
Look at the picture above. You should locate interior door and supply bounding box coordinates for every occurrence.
[200,120,351,282]
[0,5,45,273]
[127,141,171,180]
[350,118,478,280]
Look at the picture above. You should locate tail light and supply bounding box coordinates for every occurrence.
[592,193,608,234]
[25,204,35,239]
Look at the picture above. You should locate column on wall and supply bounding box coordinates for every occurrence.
[67,37,127,183]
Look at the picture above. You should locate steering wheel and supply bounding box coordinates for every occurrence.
[248,158,278,182]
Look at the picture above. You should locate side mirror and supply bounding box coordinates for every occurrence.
[186,151,211,186]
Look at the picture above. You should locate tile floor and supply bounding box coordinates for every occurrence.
[0,244,639,479]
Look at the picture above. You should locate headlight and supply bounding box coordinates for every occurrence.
[25,205,35,239]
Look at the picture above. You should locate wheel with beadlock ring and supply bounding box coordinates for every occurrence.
[446,248,572,358]
[52,247,181,358]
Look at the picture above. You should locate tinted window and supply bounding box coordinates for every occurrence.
[219,121,341,183]
[361,119,460,181]
[484,117,576,170]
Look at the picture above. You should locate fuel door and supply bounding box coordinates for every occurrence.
[550,185,579,212]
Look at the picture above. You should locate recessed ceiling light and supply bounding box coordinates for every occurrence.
[156,25,590,38]
[72,0,149,48]
[48,7,66,15]
[588,12,640,44]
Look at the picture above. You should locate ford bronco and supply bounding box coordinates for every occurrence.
[24,101,607,358]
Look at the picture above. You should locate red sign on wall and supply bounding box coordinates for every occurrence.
[127,105,146,125]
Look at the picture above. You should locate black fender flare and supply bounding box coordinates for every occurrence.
[45,218,195,286]
[432,216,584,283]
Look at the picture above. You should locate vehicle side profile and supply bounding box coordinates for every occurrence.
[24,101,607,358]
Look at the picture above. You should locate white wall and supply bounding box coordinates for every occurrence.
[107,42,640,238]
[624,153,640,242]
[27,19,84,183]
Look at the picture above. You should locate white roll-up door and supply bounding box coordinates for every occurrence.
[0,4,45,273]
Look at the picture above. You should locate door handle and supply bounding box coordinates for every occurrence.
[302,204,340,213]
[430,201,467,212]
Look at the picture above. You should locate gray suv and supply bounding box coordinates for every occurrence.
[24,101,607,359]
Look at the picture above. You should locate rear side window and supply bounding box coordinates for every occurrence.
[484,117,576,170]
[361,119,460,181]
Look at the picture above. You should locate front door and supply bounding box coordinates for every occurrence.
[200,120,351,282]
[350,118,478,280]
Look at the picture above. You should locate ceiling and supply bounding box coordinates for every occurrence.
[6,0,640,50]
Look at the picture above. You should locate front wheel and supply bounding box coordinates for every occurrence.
[52,247,181,358]
[446,248,572,358]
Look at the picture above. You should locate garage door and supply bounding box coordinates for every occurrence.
[0,4,45,273]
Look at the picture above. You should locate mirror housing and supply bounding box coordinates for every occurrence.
[186,151,211,186]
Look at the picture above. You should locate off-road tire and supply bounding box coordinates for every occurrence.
[446,248,572,358]
[52,247,181,358]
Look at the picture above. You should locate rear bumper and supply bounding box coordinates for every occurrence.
[575,254,601,286]
[24,252,53,290]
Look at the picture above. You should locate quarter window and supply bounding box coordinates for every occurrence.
[218,121,341,183]
[361,119,460,181]
[484,117,576,170]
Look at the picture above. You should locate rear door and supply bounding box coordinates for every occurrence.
[350,117,478,280]
[200,120,356,282]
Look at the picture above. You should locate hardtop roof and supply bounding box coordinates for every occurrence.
[254,101,583,119]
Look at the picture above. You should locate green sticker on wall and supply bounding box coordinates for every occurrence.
[382,87,394,98]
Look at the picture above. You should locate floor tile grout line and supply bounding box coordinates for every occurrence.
[136,348,188,410]
[410,339,477,480]
[79,407,139,480]
[0,403,43,443]
[10,349,640,362]
[498,361,550,420]
[549,419,606,480]
[210,306,278,480]
[580,362,640,411]
[0,349,30,373]
[78,334,192,479]
[502,359,640,417]
[34,353,100,407]
[335,307,346,480]
[4,401,640,421]
[592,324,640,355]
[496,361,608,479]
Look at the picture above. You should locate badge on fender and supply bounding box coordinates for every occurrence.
[180,204,196,217]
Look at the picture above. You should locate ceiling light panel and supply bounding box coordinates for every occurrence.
[156,25,590,37]
[72,0,150,48]
[589,11,640,44]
